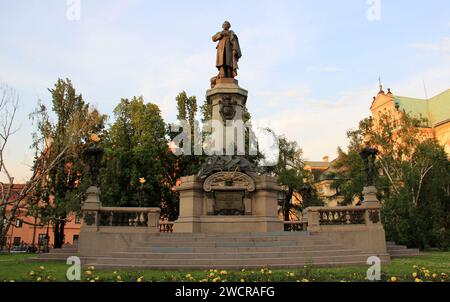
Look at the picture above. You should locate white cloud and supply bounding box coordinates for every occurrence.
[411,37,450,54]
[306,65,342,73]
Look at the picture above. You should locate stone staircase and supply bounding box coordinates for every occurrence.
[31,243,80,262]
[31,236,422,268]
[386,241,421,258]
[83,232,390,270]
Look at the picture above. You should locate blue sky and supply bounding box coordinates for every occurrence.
[1,0,449,181]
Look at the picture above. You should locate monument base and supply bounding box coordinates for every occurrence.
[173,174,283,233]
[174,216,283,233]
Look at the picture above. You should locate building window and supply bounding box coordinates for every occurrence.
[75,215,81,224]
[73,235,79,242]
[15,220,23,228]
[13,237,21,246]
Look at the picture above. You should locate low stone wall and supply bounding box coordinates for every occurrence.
[78,186,161,258]
[303,205,387,255]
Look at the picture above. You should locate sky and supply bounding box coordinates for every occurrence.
[0,0,449,182]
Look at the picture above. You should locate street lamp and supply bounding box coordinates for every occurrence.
[138,177,146,207]
[359,134,380,206]
[84,134,104,187]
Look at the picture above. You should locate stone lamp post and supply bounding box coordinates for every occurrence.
[359,134,380,206]
[82,134,104,216]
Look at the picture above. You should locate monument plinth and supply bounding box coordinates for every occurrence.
[173,21,283,233]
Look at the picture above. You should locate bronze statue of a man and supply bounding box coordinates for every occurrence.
[212,21,242,79]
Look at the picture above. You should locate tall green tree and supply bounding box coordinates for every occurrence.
[100,97,178,220]
[173,91,202,177]
[264,136,324,222]
[31,78,106,248]
[333,112,450,249]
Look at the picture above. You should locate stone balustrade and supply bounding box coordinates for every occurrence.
[303,205,381,230]
[83,206,161,229]
[159,221,174,233]
[283,221,305,232]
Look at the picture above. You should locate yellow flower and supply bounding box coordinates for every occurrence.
[137,277,143,282]
[185,274,192,279]
[414,278,422,282]
[390,277,397,282]
[241,269,246,272]
[424,273,430,278]
[139,177,146,184]
[412,272,418,278]
[39,266,45,271]
[208,273,215,278]
[212,277,220,283]
[36,277,42,282]
[240,279,245,282]
[29,271,35,276]
[220,270,228,275]
[90,133,101,143]
[90,279,96,283]
[267,270,272,275]
[288,272,295,277]
[88,266,95,271]
[9,280,15,282]
[113,271,117,275]
[301,279,309,282]
[116,275,122,280]
[84,270,92,276]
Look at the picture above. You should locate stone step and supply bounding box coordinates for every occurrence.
[110,249,363,260]
[47,248,79,254]
[90,254,390,267]
[388,249,421,258]
[386,245,408,251]
[142,236,329,244]
[136,241,302,248]
[157,232,310,238]
[385,242,421,258]
[87,254,391,269]
[128,243,347,253]
[136,239,336,248]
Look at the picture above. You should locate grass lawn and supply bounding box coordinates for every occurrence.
[0,252,449,282]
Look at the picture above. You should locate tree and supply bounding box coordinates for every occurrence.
[173,91,202,177]
[264,135,324,222]
[30,78,106,248]
[0,84,66,250]
[100,97,178,220]
[333,111,450,249]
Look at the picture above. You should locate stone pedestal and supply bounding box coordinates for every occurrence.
[362,186,380,206]
[206,79,248,155]
[173,174,283,233]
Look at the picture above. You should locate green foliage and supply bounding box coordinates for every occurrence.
[30,78,106,248]
[2,252,449,282]
[100,97,178,220]
[334,111,450,249]
[266,136,324,221]
[173,91,202,177]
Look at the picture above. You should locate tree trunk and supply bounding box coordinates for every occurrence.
[53,220,66,248]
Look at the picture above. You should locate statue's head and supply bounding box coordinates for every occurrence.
[222,21,231,30]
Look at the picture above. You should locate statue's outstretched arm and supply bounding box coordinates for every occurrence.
[212,32,222,42]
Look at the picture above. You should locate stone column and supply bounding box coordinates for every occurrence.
[173,176,204,232]
[206,78,248,155]
[253,175,283,232]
